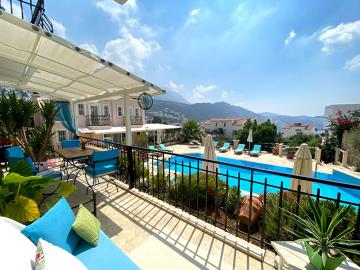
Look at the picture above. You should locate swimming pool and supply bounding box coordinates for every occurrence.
[165,153,360,204]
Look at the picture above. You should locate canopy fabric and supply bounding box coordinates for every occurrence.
[0,12,165,102]
[202,135,218,173]
[290,143,313,194]
[55,101,76,134]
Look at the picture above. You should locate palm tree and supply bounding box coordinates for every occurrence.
[181,119,203,142]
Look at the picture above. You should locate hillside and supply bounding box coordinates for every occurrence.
[148,100,325,131]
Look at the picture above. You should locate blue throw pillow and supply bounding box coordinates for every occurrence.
[21,197,80,253]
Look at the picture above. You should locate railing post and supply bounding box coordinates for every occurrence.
[127,145,135,189]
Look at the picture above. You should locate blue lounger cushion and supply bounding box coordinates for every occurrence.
[21,197,80,253]
[61,139,81,149]
[74,230,140,270]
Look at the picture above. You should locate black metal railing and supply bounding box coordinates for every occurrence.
[80,136,360,251]
[0,0,53,32]
[86,115,111,126]
[123,116,143,125]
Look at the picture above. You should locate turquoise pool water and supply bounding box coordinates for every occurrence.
[166,153,360,205]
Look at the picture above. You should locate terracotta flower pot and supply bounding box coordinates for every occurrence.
[239,195,264,226]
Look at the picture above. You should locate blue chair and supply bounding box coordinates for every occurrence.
[250,144,262,156]
[219,142,230,152]
[84,149,119,191]
[234,144,245,154]
[6,146,62,179]
[159,144,173,153]
[61,140,81,149]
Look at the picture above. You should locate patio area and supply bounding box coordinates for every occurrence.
[66,172,277,270]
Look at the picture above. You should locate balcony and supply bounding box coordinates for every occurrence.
[124,116,143,125]
[86,115,111,126]
[0,0,53,32]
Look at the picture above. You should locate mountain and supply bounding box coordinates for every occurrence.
[148,100,325,132]
[153,89,190,104]
[260,112,325,131]
[148,100,265,123]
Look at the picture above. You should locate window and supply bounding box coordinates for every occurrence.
[103,134,112,142]
[90,105,98,115]
[58,130,67,142]
[117,106,123,116]
[135,108,139,117]
[224,122,226,127]
[78,104,85,115]
[103,105,110,116]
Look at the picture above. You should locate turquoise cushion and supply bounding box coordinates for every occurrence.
[74,230,140,270]
[85,164,117,177]
[21,197,80,253]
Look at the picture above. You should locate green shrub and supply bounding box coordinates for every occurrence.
[263,192,357,243]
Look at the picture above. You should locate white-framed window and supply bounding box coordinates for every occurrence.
[103,104,110,116]
[90,105,98,115]
[57,130,67,142]
[117,106,123,117]
[103,134,112,142]
[134,107,140,117]
[78,104,85,115]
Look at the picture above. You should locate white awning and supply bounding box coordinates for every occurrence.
[79,124,181,135]
[0,11,165,102]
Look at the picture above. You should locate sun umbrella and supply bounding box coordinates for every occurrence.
[290,143,313,194]
[247,129,253,153]
[202,135,218,173]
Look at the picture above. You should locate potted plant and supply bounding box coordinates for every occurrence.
[287,147,296,159]
[284,198,360,270]
[272,143,279,155]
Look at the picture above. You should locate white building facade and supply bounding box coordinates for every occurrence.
[282,123,316,138]
[203,118,249,139]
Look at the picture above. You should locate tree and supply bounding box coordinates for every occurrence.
[236,119,277,145]
[152,116,168,124]
[284,133,322,147]
[181,119,203,142]
[328,109,360,147]
[0,91,59,161]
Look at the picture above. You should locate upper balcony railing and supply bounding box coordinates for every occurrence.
[123,116,143,125]
[86,115,111,126]
[0,0,53,33]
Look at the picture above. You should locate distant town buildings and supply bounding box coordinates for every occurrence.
[282,123,316,138]
[324,104,360,130]
[203,118,250,139]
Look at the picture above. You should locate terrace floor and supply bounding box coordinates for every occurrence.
[67,173,277,270]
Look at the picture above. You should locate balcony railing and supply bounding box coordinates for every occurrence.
[86,115,111,126]
[80,136,360,252]
[0,0,53,32]
[123,116,143,125]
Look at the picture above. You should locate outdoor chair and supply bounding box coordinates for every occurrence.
[219,142,230,152]
[213,141,219,148]
[250,144,262,156]
[84,149,119,192]
[6,146,62,179]
[159,143,174,153]
[234,144,245,154]
[61,139,81,149]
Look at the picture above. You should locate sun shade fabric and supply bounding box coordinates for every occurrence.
[0,12,164,102]
[56,101,76,134]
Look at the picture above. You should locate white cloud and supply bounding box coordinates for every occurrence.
[52,20,66,38]
[95,0,159,71]
[284,30,296,44]
[318,20,360,53]
[344,54,360,71]
[95,0,137,22]
[103,33,160,71]
[183,8,200,29]
[1,0,23,18]
[221,90,230,99]
[169,81,184,93]
[191,84,216,102]
[79,43,99,55]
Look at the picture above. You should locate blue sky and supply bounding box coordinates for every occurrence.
[44,0,360,115]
